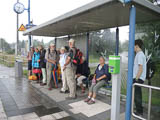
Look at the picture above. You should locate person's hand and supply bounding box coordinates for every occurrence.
[63,66,66,71]
[38,59,40,62]
[77,74,81,77]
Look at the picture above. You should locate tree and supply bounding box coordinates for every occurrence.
[0,38,11,52]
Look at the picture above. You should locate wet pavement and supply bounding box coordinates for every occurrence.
[0,65,74,120]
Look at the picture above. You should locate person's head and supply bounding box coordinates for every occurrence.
[60,47,66,54]
[50,43,55,51]
[39,45,43,51]
[35,47,39,53]
[68,39,75,48]
[99,56,105,65]
[134,39,143,53]
[30,46,34,52]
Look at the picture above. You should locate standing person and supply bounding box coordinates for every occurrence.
[133,39,146,116]
[39,45,47,86]
[84,57,110,104]
[59,47,69,93]
[63,39,77,100]
[27,46,34,78]
[32,47,41,83]
[45,43,59,90]
[76,57,90,93]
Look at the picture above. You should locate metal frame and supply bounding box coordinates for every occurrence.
[86,32,89,66]
[115,27,119,56]
[131,83,160,120]
[125,5,136,120]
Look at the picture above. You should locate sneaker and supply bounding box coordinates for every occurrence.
[60,90,65,93]
[81,89,85,94]
[40,83,46,86]
[65,96,77,100]
[87,99,95,105]
[84,98,91,102]
[134,111,143,116]
[65,90,69,93]
[48,87,52,91]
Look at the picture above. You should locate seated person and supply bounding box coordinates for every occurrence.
[76,57,90,93]
[84,56,110,104]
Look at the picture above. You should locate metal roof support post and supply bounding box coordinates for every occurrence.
[115,27,119,56]
[86,32,89,66]
[68,35,71,40]
[125,5,136,120]
[55,37,57,49]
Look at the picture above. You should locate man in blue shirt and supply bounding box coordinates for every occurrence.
[133,39,146,116]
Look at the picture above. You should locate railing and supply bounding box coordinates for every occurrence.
[132,83,160,120]
[0,53,28,67]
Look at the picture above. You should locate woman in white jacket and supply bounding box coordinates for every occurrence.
[59,47,69,93]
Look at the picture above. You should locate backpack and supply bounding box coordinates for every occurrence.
[146,59,155,80]
[72,49,83,66]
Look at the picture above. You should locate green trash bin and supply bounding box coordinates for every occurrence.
[109,55,120,74]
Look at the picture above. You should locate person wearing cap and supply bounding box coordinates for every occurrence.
[45,43,59,90]
[59,47,69,93]
[63,39,77,99]
[27,46,34,78]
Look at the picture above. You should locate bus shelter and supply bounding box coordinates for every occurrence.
[24,0,160,120]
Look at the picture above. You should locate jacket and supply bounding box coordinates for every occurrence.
[32,52,40,68]
[39,49,46,68]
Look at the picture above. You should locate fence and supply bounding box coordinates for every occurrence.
[0,53,28,67]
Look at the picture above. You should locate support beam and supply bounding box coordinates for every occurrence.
[68,35,71,40]
[115,27,119,56]
[125,5,136,120]
[86,32,89,66]
[55,37,57,49]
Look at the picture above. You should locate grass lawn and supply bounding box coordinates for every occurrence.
[23,69,28,77]
[89,55,99,63]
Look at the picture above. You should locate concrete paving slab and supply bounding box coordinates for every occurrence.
[40,115,56,120]
[69,100,111,117]
[22,112,39,120]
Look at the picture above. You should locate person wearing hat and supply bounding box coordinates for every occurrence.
[63,39,77,99]
[27,46,34,78]
[59,46,69,93]
[45,43,59,90]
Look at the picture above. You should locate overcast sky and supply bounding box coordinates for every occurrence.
[0,0,129,44]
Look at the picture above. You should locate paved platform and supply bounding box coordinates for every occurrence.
[0,64,140,120]
[30,77,126,120]
[0,65,74,120]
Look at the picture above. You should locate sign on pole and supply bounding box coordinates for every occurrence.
[18,24,26,31]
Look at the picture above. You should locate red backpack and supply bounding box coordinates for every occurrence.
[72,49,83,66]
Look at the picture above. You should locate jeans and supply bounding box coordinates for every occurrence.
[133,78,144,113]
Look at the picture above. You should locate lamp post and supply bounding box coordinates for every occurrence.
[14,0,32,53]
[28,0,31,51]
